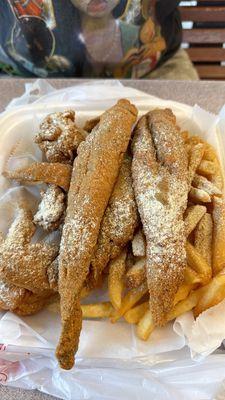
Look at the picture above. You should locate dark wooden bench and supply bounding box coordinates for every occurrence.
[179,0,225,79]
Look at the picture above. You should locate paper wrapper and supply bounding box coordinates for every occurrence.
[0,80,225,399]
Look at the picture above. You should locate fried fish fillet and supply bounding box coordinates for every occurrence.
[3,162,72,191]
[57,99,137,369]
[88,155,138,288]
[132,109,189,325]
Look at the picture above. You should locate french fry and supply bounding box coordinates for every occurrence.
[194,271,225,316]
[132,229,146,257]
[188,143,205,185]
[173,283,194,305]
[184,266,202,285]
[212,196,225,275]
[186,241,212,284]
[197,160,217,177]
[81,302,114,318]
[126,257,146,289]
[108,250,127,310]
[192,174,222,197]
[203,144,223,191]
[80,286,92,299]
[111,282,148,323]
[194,213,213,267]
[136,309,154,340]
[184,205,206,237]
[189,187,211,203]
[124,301,149,324]
[181,130,190,141]
[167,288,203,321]
[186,136,203,146]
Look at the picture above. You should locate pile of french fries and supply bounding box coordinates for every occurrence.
[81,131,225,341]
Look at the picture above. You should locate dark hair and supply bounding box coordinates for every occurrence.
[113,0,129,18]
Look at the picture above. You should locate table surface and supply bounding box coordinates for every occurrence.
[1,78,225,400]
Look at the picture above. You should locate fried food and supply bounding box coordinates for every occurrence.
[184,205,206,237]
[0,280,55,315]
[194,213,213,267]
[197,160,217,177]
[203,143,223,191]
[184,266,201,285]
[108,250,127,310]
[111,281,148,323]
[174,283,193,305]
[81,302,114,318]
[212,196,225,275]
[35,110,86,164]
[56,99,137,369]
[15,290,57,316]
[194,270,225,316]
[0,207,58,292]
[0,281,26,311]
[125,257,146,289]
[167,289,203,321]
[192,174,222,197]
[34,185,66,231]
[132,229,146,257]
[132,109,189,326]
[186,242,212,284]
[188,143,205,185]
[83,116,100,133]
[124,301,149,324]
[3,162,72,191]
[88,156,138,288]
[189,187,211,203]
[136,309,154,340]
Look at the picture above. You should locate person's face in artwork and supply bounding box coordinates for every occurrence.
[70,0,120,18]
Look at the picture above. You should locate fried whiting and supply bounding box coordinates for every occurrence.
[56,99,137,369]
[132,229,146,257]
[89,156,138,288]
[132,109,189,325]
[3,162,72,191]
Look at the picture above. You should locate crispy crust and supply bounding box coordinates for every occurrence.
[3,162,72,192]
[35,110,86,164]
[132,109,189,326]
[57,99,137,369]
[34,185,66,231]
[0,207,58,292]
[88,156,138,288]
[0,280,56,315]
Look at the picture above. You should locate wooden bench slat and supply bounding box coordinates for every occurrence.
[183,29,225,43]
[195,65,225,78]
[189,0,225,2]
[180,6,225,21]
[187,47,225,61]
